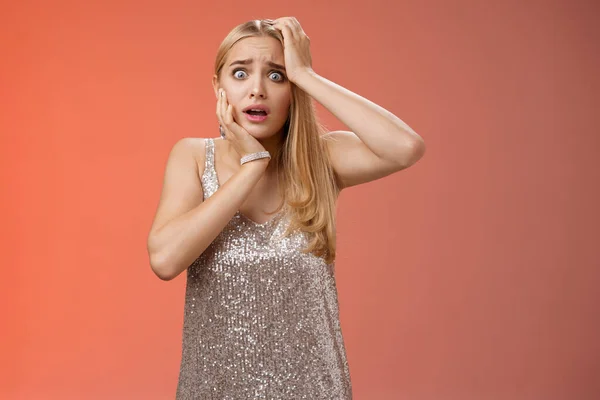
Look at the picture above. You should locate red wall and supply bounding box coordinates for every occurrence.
[2,0,598,399]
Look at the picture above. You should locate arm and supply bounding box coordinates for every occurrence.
[273,17,425,190]
[295,71,426,189]
[146,138,268,281]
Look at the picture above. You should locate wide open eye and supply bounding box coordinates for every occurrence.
[233,69,247,79]
[269,71,284,82]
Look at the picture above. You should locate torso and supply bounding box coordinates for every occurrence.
[177,138,352,398]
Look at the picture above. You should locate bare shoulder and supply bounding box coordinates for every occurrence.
[148,137,208,237]
[171,136,208,177]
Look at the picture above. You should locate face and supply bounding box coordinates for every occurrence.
[213,36,291,140]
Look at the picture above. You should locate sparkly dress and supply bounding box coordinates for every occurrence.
[175,138,353,399]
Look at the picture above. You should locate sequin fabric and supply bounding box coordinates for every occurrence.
[175,138,353,399]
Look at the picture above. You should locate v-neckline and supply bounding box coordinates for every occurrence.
[235,208,285,227]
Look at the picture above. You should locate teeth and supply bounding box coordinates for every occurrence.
[245,109,266,115]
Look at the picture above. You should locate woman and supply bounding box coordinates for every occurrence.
[147,17,425,399]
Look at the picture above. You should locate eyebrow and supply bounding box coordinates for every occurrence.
[228,59,286,71]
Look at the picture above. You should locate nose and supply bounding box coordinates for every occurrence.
[249,76,267,99]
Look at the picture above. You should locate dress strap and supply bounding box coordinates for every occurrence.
[204,137,215,174]
[201,138,219,199]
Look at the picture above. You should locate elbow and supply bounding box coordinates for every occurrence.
[400,138,426,168]
[413,138,426,160]
[153,267,177,281]
[148,249,179,281]
[147,233,177,281]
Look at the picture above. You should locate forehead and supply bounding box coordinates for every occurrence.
[226,36,284,64]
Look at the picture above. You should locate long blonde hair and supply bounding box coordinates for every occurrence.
[214,19,340,264]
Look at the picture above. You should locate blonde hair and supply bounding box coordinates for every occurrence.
[214,19,340,264]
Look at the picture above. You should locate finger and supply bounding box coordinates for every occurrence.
[287,17,304,39]
[224,103,232,125]
[218,91,232,140]
[274,19,298,42]
[224,103,242,139]
[285,20,299,42]
[216,90,227,135]
[222,102,235,134]
[290,18,309,42]
[282,23,297,42]
[220,89,230,131]
[289,17,302,32]
[216,89,224,127]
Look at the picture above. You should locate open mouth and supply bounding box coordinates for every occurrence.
[243,110,269,122]
[243,110,268,116]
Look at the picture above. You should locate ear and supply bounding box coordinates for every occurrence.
[212,75,221,99]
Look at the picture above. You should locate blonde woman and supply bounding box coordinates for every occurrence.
[147,17,425,399]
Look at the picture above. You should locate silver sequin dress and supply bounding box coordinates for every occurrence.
[175,138,353,399]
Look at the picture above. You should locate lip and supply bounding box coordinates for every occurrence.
[244,113,268,123]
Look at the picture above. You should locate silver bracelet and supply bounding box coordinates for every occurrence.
[240,151,271,165]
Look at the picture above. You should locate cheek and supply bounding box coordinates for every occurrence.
[220,83,241,103]
[228,94,245,114]
[274,92,292,117]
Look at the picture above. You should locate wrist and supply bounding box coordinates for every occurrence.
[240,151,271,165]
[240,157,269,172]
[291,68,316,87]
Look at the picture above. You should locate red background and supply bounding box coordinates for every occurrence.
[2,0,599,399]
